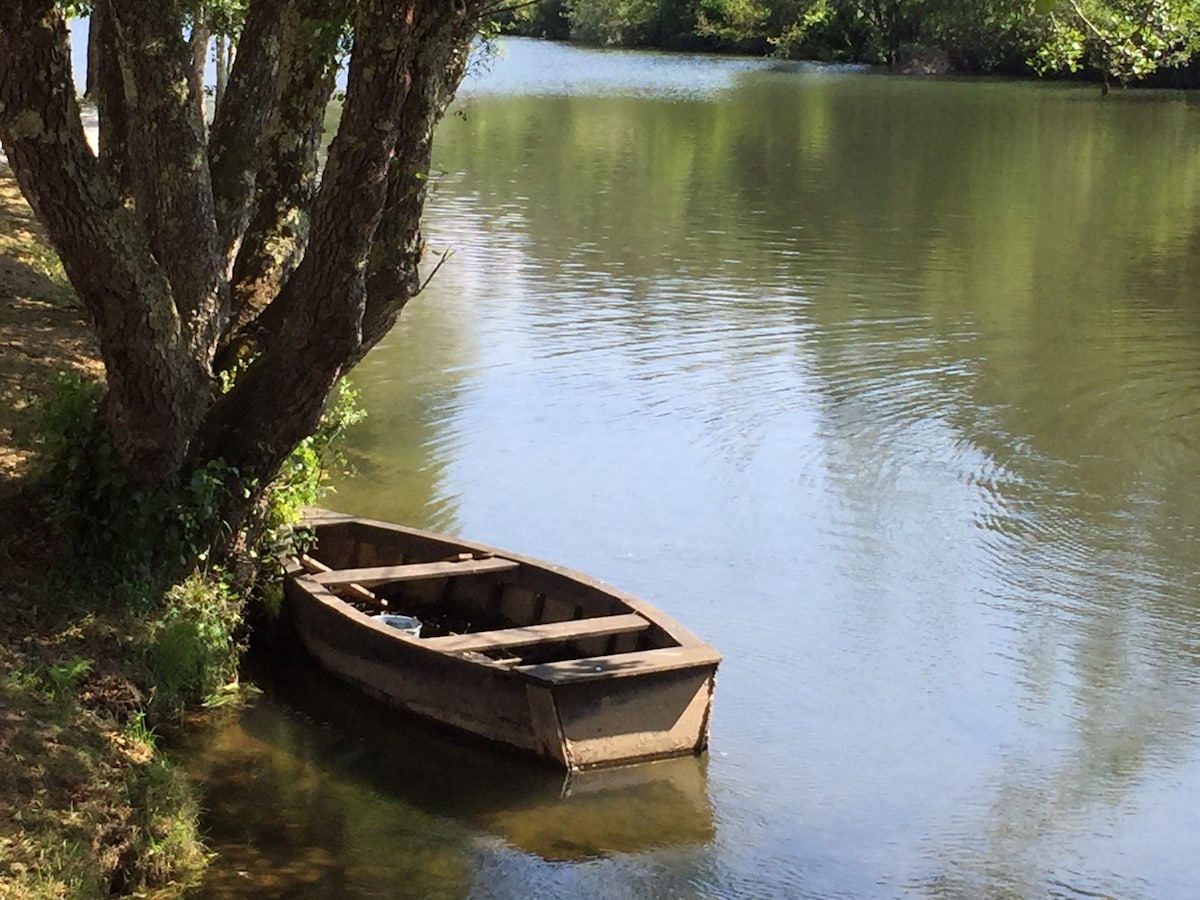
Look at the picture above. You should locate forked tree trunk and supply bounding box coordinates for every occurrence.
[0,0,482,537]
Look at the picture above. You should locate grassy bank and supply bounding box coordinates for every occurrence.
[0,166,212,897]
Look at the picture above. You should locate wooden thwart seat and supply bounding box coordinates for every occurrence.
[298,554,378,604]
[421,613,650,653]
[309,557,519,588]
[516,645,721,685]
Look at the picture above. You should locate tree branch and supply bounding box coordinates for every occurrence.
[355,14,475,363]
[1066,0,1109,42]
[91,2,131,192]
[199,0,464,487]
[208,0,287,265]
[224,0,351,338]
[188,17,211,139]
[106,0,227,360]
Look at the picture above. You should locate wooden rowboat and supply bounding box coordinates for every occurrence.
[283,509,720,771]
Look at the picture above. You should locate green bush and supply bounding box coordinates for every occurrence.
[31,372,364,596]
[30,374,234,597]
[27,370,366,711]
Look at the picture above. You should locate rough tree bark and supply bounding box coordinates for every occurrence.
[92,3,131,188]
[0,0,486,537]
[208,0,286,262]
[225,0,353,339]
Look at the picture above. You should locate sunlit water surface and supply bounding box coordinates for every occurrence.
[185,39,1200,898]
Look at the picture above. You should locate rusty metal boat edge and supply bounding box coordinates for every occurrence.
[282,508,720,771]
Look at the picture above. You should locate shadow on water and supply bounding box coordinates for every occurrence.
[177,642,714,896]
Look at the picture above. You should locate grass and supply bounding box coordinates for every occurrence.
[0,560,215,897]
[0,129,355,896]
[0,166,214,897]
[0,640,207,898]
[0,182,76,310]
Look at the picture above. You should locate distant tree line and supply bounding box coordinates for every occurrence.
[497,0,1200,86]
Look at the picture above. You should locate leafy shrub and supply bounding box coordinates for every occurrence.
[30,374,231,596]
[28,371,366,711]
[144,574,243,718]
[30,372,364,600]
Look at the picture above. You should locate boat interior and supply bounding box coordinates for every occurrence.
[295,517,702,673]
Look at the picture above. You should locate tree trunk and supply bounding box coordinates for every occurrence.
[224,0,352,343]
[198,0,438,487]
[0,0,483,536]
[359,23,474,360]
[92,4,130,189]
[1,0,214,483]
[208,0,286,264]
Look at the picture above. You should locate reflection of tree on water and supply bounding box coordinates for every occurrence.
[330,298,474,532]
[308,59,1200,895]
[777,78,1200,898]
[178,648,715,896]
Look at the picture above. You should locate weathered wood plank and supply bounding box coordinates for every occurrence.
[309,557,519,587]
[421,614,650,653]
[299,553,380,605]
[516,645,721,685]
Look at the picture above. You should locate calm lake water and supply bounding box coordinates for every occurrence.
[184,39,1200,898]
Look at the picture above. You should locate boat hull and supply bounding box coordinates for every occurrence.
[284,510,719,770]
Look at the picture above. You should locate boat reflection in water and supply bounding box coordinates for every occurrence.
[179,646,714,896]
[476,755,713,861]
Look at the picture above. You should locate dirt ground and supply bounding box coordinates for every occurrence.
[0,165,102,485]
